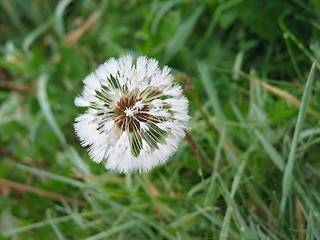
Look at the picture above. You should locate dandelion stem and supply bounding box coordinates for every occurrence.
[185,131,212,170]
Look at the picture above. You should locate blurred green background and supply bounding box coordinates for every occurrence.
[0,0,320,239]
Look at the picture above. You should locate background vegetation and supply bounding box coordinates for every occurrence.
[0,0,320,239]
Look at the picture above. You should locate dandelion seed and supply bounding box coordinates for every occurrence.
[74,55,190,173]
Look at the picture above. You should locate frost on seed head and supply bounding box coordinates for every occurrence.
[74,55,190,173]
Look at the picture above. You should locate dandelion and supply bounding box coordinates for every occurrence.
[74,55,190,173]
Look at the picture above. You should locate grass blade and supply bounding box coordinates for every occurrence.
[47,210,64,240]
[219,148,252,239]
[54,0,74,42]
[15,163,85,188]
[280,61,318,215]
[0,57,30,73]
[198,64,225,120]
[0,0,25,33]
[279,12,319,70]
[162,5,204,63]
[37,74,67,146]
[22,18,54,52]
[306,211,314,240]
[3,211,97,236]
[84,220,136,240]
[255,129,285,171]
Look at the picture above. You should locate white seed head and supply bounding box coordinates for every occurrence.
[74,55,190,173]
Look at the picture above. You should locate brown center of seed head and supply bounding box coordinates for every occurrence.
[113,95,150,132]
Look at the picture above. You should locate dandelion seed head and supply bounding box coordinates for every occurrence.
[74,55,190,173]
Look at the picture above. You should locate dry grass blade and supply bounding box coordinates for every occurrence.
[146,178,164,221]
[0,178,85,206]
[66,11,101,46]
[295,199,305,240]
[72,174,125,183]
[245,72,320,119]
[0,81,32,92]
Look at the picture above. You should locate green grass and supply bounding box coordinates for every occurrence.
[0,0,320,239]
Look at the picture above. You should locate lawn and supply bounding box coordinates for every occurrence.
[0,0,320,239]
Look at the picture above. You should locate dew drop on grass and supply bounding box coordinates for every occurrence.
[200,222,206,229]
